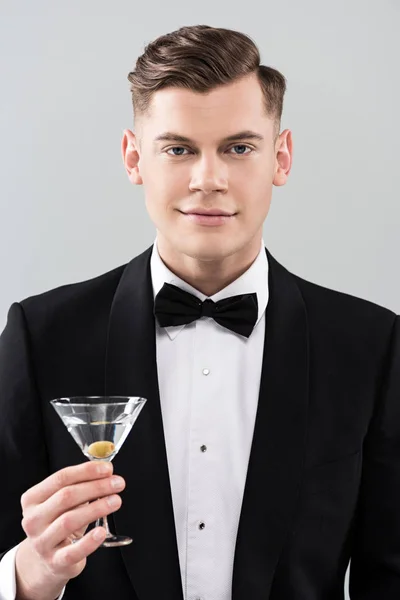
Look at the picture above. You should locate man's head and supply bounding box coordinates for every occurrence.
[122,25,292,266]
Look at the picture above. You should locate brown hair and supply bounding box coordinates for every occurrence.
[127,25,286,138]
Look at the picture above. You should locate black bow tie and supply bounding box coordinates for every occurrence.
[154,282,258,338]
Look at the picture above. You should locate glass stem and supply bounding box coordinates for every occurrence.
[96,513,112,538]
[94,458,113,538]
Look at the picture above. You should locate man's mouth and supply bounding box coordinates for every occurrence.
[178,209,237,226]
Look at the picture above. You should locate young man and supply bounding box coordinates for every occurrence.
[0,24,399,600]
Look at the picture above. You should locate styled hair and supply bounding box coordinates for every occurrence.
[127,25,286,138]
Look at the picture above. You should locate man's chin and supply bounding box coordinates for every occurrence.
[175,238,240,262]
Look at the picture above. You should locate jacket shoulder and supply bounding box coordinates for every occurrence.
[267,249,396,324]
[16,245,153,337]
[20,263,127,323]
[290,271,397,353]
[293,272,396,320]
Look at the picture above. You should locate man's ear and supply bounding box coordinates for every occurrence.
[273,129,293,187]
[121,129,143,185]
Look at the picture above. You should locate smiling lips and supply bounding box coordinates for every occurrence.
[179,208,236,226]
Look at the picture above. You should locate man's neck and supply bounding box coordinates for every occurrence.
[156,237,263,297]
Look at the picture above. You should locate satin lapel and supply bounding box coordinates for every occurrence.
[105,246,183,600]
[232,249,310,599]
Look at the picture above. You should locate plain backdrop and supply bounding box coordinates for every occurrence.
[0,1,399,597]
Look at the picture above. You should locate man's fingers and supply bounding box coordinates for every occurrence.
[21,461,113,510]
[23,475,125,536]
[52,527,108,572]
[72,502,90,537]
[33,495,122,555]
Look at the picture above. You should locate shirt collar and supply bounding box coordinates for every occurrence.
[150,238,269,340]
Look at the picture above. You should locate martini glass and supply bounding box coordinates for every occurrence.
[50,396,146,547]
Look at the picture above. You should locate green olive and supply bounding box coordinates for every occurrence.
[88,441,115,458]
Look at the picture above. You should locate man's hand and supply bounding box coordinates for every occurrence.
[15,461,125,600]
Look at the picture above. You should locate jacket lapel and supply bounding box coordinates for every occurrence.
[105,246,184,600]
[232,249,310,599]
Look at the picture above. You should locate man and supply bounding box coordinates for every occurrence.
[0,24,399,600]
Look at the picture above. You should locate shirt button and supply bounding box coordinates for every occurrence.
[198,521,205,530]
[202,368,210,376]
[200,445,207,452]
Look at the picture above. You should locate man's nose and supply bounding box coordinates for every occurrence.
[189,155,228,195]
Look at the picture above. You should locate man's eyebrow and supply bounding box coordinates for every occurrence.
[153,130,264,144]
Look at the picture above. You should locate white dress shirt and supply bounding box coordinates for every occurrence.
[0,240,268,600]
[152,240,268,599]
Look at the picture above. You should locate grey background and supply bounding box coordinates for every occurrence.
[0,1,399,596]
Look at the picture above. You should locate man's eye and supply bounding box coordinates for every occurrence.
[229,145,252,155]
[166,147,189,156]
[165,145,252,156]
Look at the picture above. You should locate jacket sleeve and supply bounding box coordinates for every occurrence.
[0,302,50,560]
[349,315,400,598]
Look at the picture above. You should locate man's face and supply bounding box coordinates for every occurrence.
[122,72,292,263]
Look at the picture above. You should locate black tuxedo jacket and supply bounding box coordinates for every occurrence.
[1,246,400,599]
